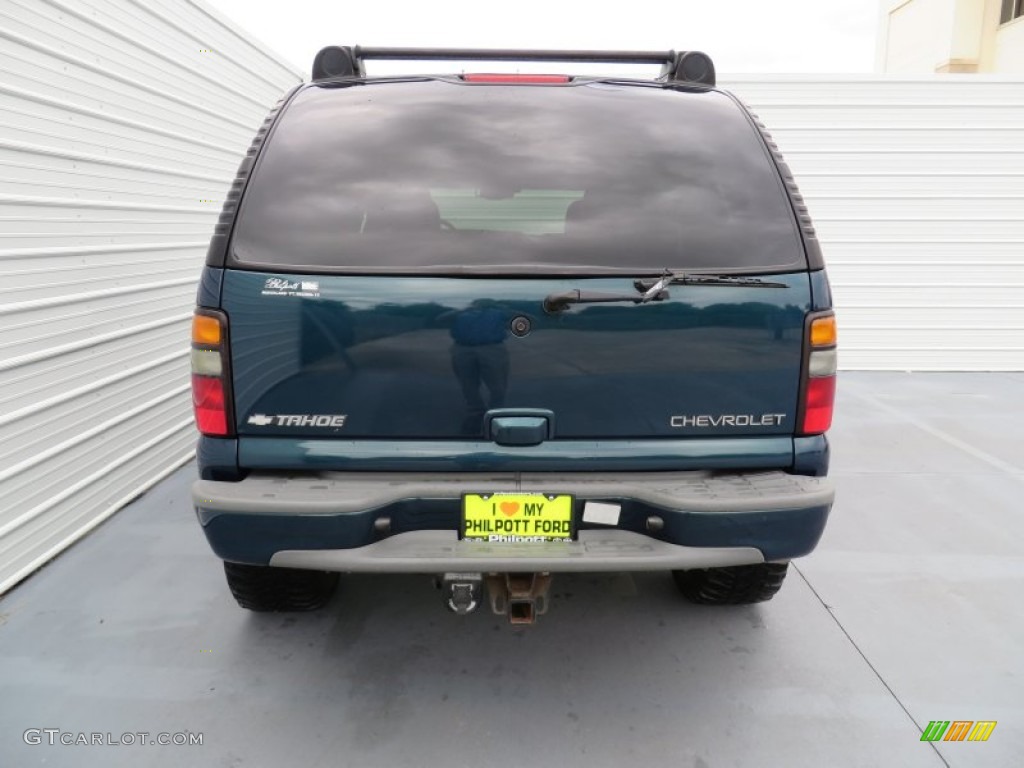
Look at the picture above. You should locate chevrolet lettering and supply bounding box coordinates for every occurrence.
[670,414,788,428]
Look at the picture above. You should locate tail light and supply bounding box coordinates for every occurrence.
[191,310,234,437]
[798,312,837,435]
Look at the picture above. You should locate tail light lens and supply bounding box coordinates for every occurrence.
[191,310,233,437]
[192,375,227,435]
[798,312,837,435]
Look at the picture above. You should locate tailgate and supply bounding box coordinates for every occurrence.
[223,270,810,440]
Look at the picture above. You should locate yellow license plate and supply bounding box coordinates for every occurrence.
[462,493,574,542]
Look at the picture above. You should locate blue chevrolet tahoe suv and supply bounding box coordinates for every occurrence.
[190,47,836,623]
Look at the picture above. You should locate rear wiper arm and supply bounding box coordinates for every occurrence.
[543,289,657,314]
[544,272,787,313]
[633,271,788,295]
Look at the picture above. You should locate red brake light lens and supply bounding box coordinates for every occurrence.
[462,73,571,84]
[800,373,836,435]
[192,375,228,436]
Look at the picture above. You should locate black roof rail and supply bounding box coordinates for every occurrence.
[311,46,715,87]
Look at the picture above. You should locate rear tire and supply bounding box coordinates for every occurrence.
[673,563,789,605]
[223,562,338,612]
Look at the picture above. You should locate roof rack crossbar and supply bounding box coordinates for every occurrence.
[354,47,677,65]
[311,46,716,87]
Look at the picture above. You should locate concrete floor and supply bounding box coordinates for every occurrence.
[0,372,1021,768]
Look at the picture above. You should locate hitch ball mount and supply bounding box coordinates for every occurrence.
[440,572,553,626]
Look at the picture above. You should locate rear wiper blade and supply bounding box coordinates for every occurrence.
[543,289,656,314]
[544,271,788,313]
[634,271,788,296]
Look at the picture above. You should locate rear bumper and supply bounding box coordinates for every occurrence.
[269,531,767,572]
[192,470,834,572]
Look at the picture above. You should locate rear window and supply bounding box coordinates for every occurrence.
[231,80,804,274]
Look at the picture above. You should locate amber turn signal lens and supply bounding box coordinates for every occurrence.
[192,314,222,346]
[810,315,837,347]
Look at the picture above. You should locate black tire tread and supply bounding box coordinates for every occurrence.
[673,563,789,605]
[223,562,338,612]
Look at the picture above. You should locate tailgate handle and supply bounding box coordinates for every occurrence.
[485,409,554,446]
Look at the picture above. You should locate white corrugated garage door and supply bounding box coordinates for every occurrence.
[728,76,1024,371]
[0,0,300,593]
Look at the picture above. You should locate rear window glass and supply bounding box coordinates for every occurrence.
[231,81,803,273]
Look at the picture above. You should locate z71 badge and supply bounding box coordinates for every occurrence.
[247,414,347,428]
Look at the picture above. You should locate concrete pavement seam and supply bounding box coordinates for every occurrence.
[844,385,1023,480]
[792,562,951,768]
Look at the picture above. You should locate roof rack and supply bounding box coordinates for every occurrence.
[311,46,715,87]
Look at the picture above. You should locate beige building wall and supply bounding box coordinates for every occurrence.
[877,0,1024,73]
[993,16,1024,70]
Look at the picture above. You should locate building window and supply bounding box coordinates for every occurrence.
[1002,0,1024,24]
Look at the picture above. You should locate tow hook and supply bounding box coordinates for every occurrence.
[486,572,553,626]
[441,572,483,615]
